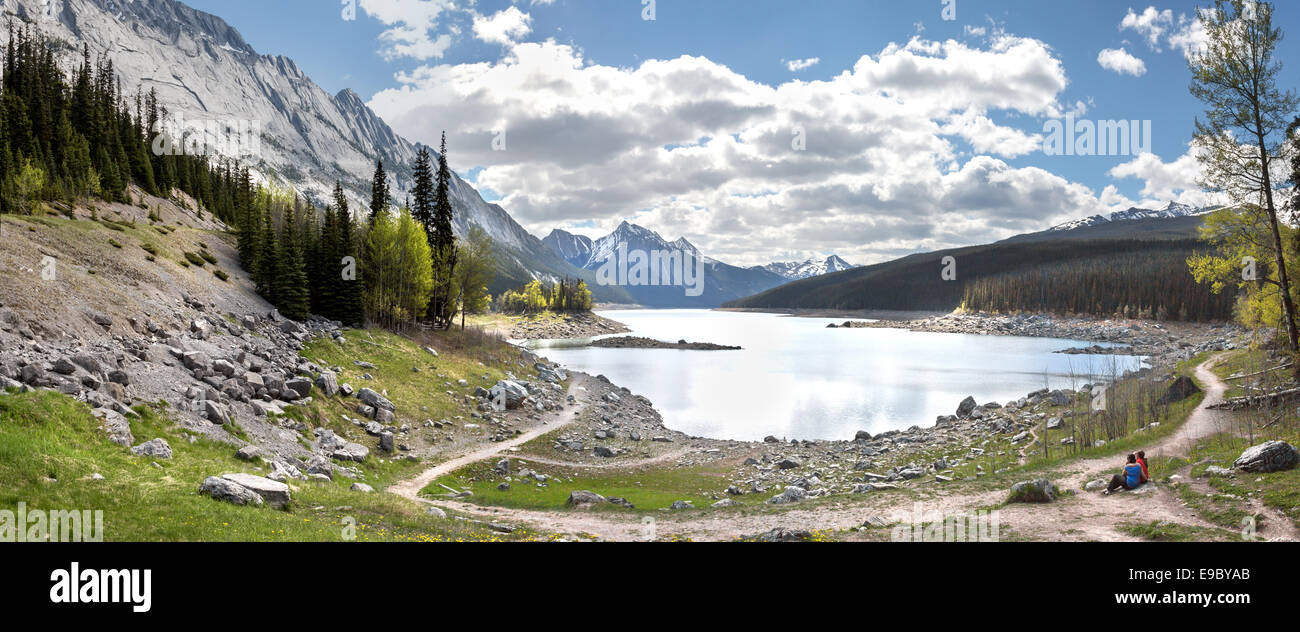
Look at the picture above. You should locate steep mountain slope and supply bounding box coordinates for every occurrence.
[0,0,618,298]
[725,213,1231,320]
[542,229,594,267]
[544,221,788,307]
[753,255,858,281]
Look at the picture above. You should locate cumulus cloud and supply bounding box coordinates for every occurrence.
[1107,143,1219,208]
[360,0,457,60]
[1097,47,1147,76]
[785,57,820,72]
[1120,6,1174,50]
[368,34,1128,265]
[473,6,534,46]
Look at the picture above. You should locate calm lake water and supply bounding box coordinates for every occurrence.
[522,310,1146,442]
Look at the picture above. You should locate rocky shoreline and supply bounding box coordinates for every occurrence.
[829,312,1242,366]
[507,311,630,340]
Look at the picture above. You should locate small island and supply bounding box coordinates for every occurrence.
[589,336,741,350]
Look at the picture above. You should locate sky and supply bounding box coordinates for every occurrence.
[180,0,1300,267]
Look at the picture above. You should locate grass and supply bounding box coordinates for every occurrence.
[1183,431,1300,529]
[1118,520,1240,542]
[421,458,765,512]
[297,327,512,428]
[0,388,549,542]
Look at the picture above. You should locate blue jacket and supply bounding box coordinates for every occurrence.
[1125,463,1142,488]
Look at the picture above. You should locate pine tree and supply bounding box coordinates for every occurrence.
[255,204,279,303]
[335,184,365,326]
[369,160,389,226]
[427,132,458,328]
[277,197,311,320]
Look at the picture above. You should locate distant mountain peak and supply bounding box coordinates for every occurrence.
[1048,202,1215,233]
[752,254,859,281]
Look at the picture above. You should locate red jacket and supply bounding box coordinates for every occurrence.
[1137,458,1149,483]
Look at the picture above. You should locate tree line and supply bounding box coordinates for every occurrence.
[498,278,593,314]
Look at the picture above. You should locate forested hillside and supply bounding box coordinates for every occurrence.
[726,231,1236,322]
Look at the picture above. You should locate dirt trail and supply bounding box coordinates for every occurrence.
[390,352,1293,542]
[389,374,594,501]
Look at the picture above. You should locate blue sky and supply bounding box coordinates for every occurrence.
[182,0,1300,265]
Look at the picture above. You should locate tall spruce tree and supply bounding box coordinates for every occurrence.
[277,197,311,320]
[427,132,458,328]
[369,160,389,226]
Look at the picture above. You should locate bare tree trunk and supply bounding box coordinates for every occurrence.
[1257,124,1300,353]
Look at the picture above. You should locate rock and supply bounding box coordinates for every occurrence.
[489,380,528,409]
[91,408,134,447]
[766,486,807,505]
[669,500,695,510]
[1046,417,1063,430]
[1205,465,1234,477]
[51,358,78,375]
[107,369,131,386]
[340,383,354,397]
[315,371,339,397]
[130,438,172,459]
[1157,375,1201,405]
[203,400,231,425]
[594,446,616,458]
[854,430,872,442]
[956,395,977,418]
[375,408,394,424]
[1008,479,1058,503]
[220,473,291,508]
[754,528,813,542]
[423,346,439,357]
[350,483,374,493]
[378,432,394,452]
[566,490,606,508]
[1232,441,1300,473]
[198,476,263,507]
[763,435,779,443]
[1084,478,1107,492]
[181,351,210,371]
[497,482,511,491]
[235,445,264,462]
[212,359,237,378]
[332,442,369,463]
[777,457,802,470]
[71,354,102,374]
[425,506,447,519]
[284,377,313,399]
[357,387,395,412]
[1047,390,1072,406]
[712,498,738,508]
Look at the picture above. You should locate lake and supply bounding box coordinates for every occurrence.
[521,309,1146,442]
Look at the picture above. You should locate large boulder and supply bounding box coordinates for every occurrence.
[766,486,808,505]
[91,408,134,447]
[956,396,977,418]
[1008,479,1058,503]
[1233,441,1300,473]
[198,476,263,506]
[130,438,173,459]
[315,371,339,397]
[284,377,314,400]
[489,380,529,409]
[219,473,291,508]
[357,388,395,412]
[1157,376,1202,405]
[566,490,606,508]
[332,442,369,463]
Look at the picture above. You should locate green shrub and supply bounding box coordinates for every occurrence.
[213,269,229,282]
[184,252,206,267]
[199,250,218,265]
[108,239,122,249]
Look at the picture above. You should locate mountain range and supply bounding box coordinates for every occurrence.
[1046,201,1215,232]
[751,255,859,281]
[0,0,627,299]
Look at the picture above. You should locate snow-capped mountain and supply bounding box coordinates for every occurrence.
[542,229,593,267]
[1,0,613,297]
[1048,202,1215,232]
[753,255,858,281]
[542,221,787,307]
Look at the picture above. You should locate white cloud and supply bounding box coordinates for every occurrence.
[1120,6,1174,50]
[785,57,820,72]
[1169,11,1210,60]
[359,0,456,60]
[1097,47,1146,76]
[367,35,1124,265]
[473,6,534,46]
[1107,143,1218,208]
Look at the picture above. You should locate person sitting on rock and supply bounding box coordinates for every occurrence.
[1136,450,1149,484]
[1105,453,1143,495]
